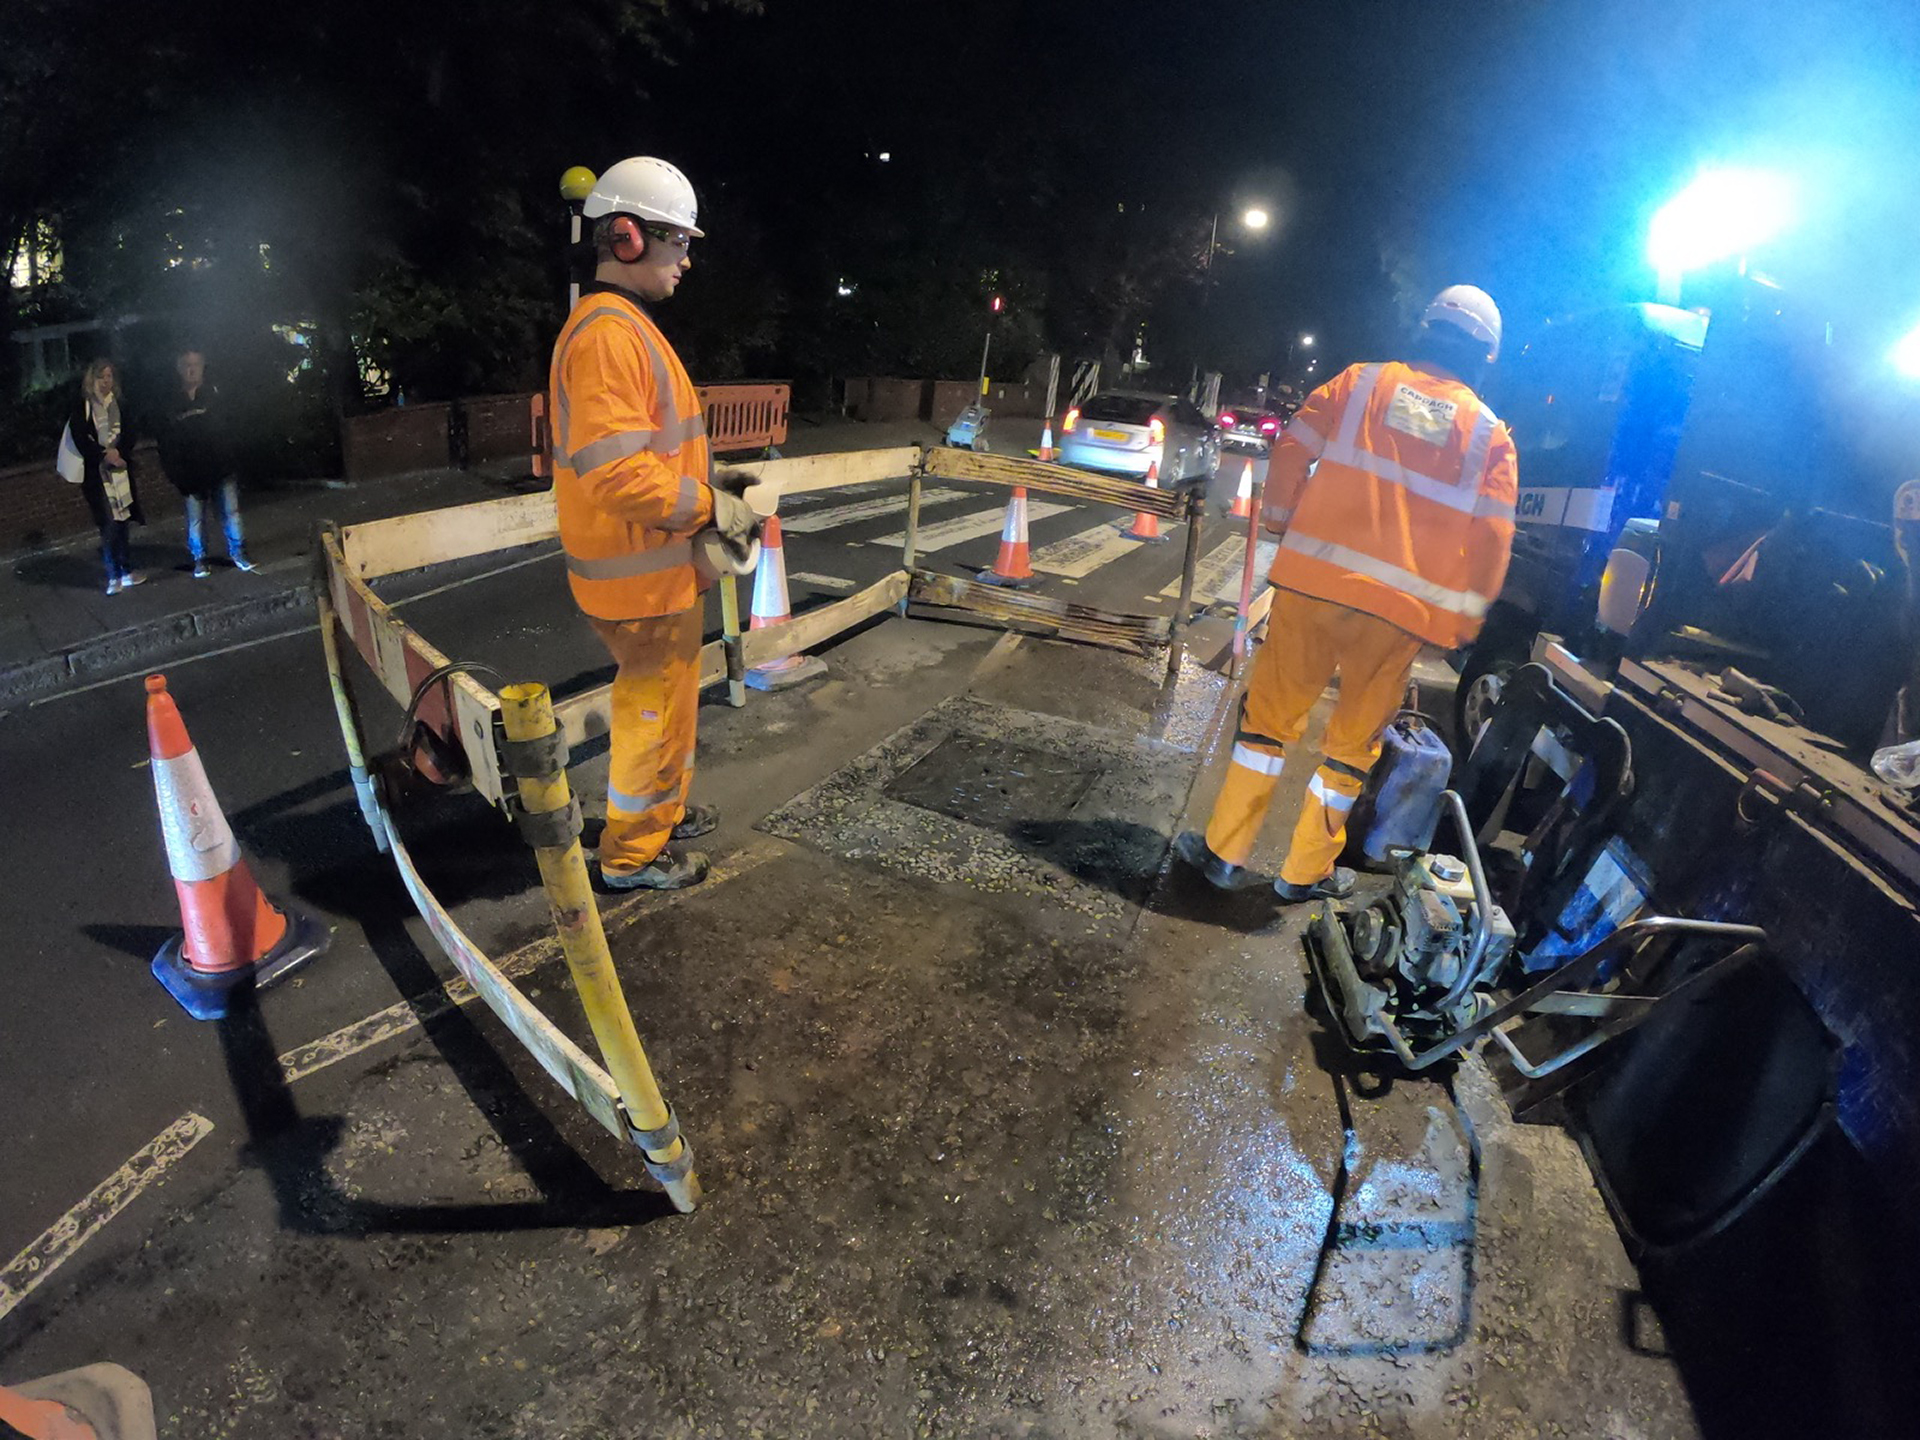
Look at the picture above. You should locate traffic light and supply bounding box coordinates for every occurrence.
[990,295,1004,314]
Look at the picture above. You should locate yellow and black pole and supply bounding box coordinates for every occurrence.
[560,165,596,313]
[499,680,702,1212]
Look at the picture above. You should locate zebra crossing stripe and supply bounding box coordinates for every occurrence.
[781,487,969,534]
[1030,523,1145,579]
[869,500,1073,553]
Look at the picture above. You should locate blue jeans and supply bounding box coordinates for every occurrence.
[100,518,132,580]
[185,480,246,560]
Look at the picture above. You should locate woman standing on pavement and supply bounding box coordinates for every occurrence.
[72,357,147,594]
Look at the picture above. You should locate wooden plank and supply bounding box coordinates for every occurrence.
[922,445,1187,518]
[747,446,922,502]
[341,491,559,580]
[321,531,506,805]
[740,571,909,668]
[907,569,1169,656]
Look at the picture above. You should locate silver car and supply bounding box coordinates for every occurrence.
[1057,390,1221,486]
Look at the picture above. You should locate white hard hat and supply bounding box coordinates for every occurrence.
[583,156,705,237]
[1422,284,1502,362]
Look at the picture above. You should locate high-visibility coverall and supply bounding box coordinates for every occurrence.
[1205,360,1519,886]
[548,282,715,874]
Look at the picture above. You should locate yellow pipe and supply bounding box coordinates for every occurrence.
[498,680,702,1212]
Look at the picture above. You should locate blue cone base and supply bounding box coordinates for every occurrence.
[745,653,828,692]
[151,902,332,1020]
[974,569,1039,588]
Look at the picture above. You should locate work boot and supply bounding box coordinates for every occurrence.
[600,846,710,892]
[192,559,211,579]
[672,804,719,840]
[232,552,259,573]
[1172,829,1250,891]
[1273,867,1358,903]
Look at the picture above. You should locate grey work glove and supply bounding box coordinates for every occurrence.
[709,487,761,545]
[713,465,761,499]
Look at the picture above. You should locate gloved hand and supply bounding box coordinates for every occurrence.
[713,465,761,499]
[709,487,761,546]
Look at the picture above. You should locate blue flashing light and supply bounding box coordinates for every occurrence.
[1892,318,1920,379]
[1647,168,1796,275]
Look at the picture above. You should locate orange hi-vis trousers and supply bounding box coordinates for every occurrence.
[589,606,703,874]
[1204,589,1424,887]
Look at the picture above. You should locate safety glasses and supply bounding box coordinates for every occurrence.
[641,223,695,255]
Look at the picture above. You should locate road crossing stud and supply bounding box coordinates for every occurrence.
[745,515,827,690]
[499,681,702,1212]
[976,486,1038,588]
[1122,461,1167,542]
[1228,459,1255,519]
[144,675,330,1020]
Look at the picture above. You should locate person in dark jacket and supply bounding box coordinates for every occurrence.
[157,349,254,577]
[72,357,147,594]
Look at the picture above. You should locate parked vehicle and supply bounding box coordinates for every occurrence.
[1216,406,1284,453]
[1058,390,1220,486]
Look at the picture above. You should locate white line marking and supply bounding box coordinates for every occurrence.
[1030,522,1143,579]
[780,488,969,534]
[870,500,1073,553]
[1159,537,1277,601]
[0,1113,214,1323]
[788,572,857,592]
[277,841,785,1085]
[29,547,566,707]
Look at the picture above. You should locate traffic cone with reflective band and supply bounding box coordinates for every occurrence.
[1038,424,1055,462]
[146,675,329,1019]
[1228,459,1254,519]
[977,487,1038,587]
[1122,461,1166,542]
[745,516,826,691]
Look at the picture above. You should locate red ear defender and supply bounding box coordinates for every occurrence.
[609,215,645,263]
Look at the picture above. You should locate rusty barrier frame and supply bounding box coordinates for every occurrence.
[316,443,1215,1196]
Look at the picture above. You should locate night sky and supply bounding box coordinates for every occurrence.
[644,0,1920,369]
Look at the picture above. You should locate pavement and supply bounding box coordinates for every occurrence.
[0,415,949,706]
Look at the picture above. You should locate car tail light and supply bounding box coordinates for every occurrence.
[1218,411,1237,429]
[1148,416,1166,445]
[1260,417,1279,435]
[1062,407,1080,433]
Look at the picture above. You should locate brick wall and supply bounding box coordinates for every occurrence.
[341,402,454,481]
[929,381,977,429]
[846,377,926,423]
[460,393,537,466]
[0,442,179,554]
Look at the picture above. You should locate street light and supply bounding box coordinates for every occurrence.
[1207,205,1274,272]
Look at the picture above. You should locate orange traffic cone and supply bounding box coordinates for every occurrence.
[1038,423,1055,462]
[147,674,329,1018]
[977,486,1038,587]
[1122,461,1166,542]
[745,516,827,691]
[1228,459,1255,519]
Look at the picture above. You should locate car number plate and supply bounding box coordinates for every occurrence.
[1092,428,1129,441]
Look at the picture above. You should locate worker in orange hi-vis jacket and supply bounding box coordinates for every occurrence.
[549,156,762,891]
[1176,285,1520,902]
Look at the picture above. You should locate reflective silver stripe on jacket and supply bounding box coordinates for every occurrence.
[553,304,706,472]
[1319,364,1491,517]
[1281,414,1327,456]
[1278,531,1490,620]
[664,475,703,530]
[564,540,694,581]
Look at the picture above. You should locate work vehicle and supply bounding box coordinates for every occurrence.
[1215,405,1284,454]
[1457,276,1912,751]
[1057,390,1220,485]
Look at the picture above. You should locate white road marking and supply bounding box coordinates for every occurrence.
[0,1112,214,1323]
[870,500,1073,553]
[277,841,785,1085]
[780,488,968,534]
[1030,523,1144,579]
[1160,537,1276,602]
[788,572,857,592]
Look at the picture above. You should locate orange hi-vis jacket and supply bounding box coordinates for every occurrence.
[1261,360,1518,648]
[549,284,715,620]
